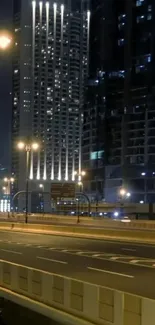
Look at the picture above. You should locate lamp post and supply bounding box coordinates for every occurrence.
[17,141,39,223]
[39,184,44,215]
[74,170,86,223]
[119,188,131,217]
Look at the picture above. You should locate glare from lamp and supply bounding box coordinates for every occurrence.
[31,143,39,150]
[17,142,25,150]
[120,188,126,196]
[0,35,11,50]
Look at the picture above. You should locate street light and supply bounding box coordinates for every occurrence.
[17,141,39,223]
[119,187,131,218]
[74,170,86,223]
[119,188,131,199]
[0,34,12,50]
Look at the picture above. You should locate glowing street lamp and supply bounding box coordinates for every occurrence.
[0,35,11,50]
[119,188,131,199]
[17,141,39,223]
[119,187,131,218]
[74,170,86,224]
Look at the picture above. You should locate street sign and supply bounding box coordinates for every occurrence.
[51,183,75,199]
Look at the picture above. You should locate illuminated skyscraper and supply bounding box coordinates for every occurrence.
[12,0,90,199]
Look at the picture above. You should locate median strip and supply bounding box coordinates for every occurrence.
[87,266,134,278]
[37,256,68,265]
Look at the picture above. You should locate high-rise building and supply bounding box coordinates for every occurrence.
[83,0,155,203]
[12,0,90,207]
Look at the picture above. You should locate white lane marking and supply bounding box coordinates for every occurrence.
[62,249,68,252]
[130,260,140,264]
[76,252,83,255]
[0,249,22,255]
[122,248,136,252]
[37,256,68,265]
[88,267,134,278]
[110,257,120,260]
[93,254,101,257]
[36,246,46,248]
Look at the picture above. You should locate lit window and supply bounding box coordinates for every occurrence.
[136,0,144,7]
[90,150,104,160]
[147,14,152,20]
[137,15,145,23]
[118,39,124,46]
[118,22,125,30]
[146,54,151,63]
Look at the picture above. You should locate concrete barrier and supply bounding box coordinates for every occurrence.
[0,259,154,325]
[1,222,155,244]
[8,213,155,231]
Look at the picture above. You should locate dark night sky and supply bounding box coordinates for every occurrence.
[0,0,12,169]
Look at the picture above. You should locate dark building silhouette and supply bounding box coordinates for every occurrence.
[83,0,155,203]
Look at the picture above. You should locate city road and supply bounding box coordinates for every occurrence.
[0,231,154,298]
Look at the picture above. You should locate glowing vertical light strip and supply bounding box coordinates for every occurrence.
[58,4,64,181]
[43,152,47,180]
[87,10,90,58]
[51,3,57,180]
[72,124,75,181]
[36,2,43,181]
[39,1,43,16]
[30,151,34,180]
[37,152,40,180]
[32,1,36,180]
[32,1,36,74]
[43,1,49,181]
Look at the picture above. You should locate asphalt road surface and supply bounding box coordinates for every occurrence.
[0,231,154,299]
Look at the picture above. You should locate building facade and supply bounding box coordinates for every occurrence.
[12,0,90,209]
[83,0,155,203]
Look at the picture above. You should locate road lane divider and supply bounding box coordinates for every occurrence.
[87,266,134,278]
[122,248,136,252]
[0,249,22,255]
[37,256,68,265]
